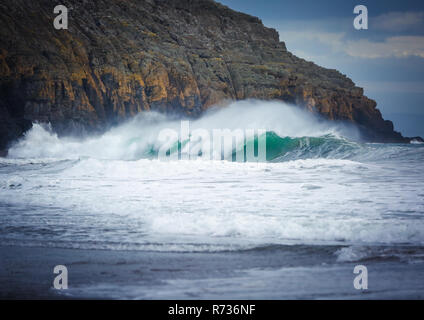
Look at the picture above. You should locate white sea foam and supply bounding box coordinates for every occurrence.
[336,246,424,264]
[1,157,423,250]
[411,139,424,145]
[1,100,423,252]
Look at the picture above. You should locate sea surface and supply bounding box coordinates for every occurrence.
[1,101,423,299]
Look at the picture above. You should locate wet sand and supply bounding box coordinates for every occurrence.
[1,245,424,300]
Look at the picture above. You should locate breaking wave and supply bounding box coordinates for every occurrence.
[8,100,366,162]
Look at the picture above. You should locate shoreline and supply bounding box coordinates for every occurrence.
[1,244,424,300]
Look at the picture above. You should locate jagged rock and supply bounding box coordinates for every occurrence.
[0,0,416,152]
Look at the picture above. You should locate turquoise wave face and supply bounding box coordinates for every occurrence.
[126,131,424,163]
[145,131,362,162]
[262,132,361,162]
[257,132,424,163]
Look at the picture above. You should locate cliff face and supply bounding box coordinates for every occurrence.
[0,0,412,151]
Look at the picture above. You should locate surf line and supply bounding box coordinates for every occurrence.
[168,304,202,318]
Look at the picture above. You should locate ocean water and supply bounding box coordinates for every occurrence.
[1,100,424,299]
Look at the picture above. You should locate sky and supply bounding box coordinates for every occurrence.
[218,0,424,137]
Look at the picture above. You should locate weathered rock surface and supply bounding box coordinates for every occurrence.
[0,0,416,151]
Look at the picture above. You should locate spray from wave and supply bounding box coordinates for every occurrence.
[8,100,362,162]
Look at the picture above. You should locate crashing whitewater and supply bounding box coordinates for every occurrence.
[7,100,363,162]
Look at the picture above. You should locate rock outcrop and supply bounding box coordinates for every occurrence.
[0,0,416,152]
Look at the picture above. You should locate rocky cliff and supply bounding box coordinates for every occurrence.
[0,0,416,152]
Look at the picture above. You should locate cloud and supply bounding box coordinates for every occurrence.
[278,30,346,52]
[358,81,424,94]
[345,36,424,59]
[372,11,424,32]
[278,29,424,60]
[277,30,348,61]
[270,11,424,61]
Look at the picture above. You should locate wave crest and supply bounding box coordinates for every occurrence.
[8,100,363,162]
